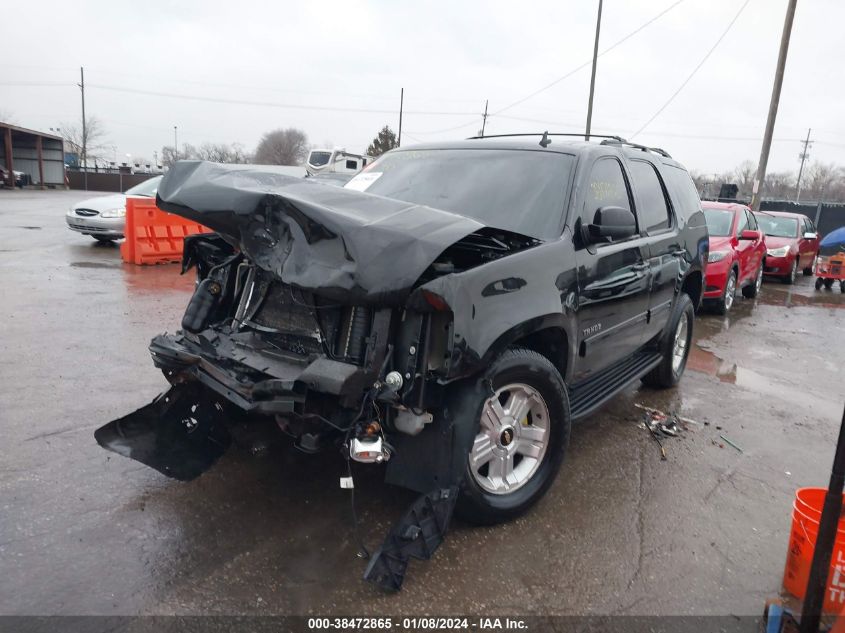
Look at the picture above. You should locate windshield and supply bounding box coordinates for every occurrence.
[756,215,798,238]
[344,148,573,239]
[125,176,161,197]
[308,151,332,167]
[703,208,734,237]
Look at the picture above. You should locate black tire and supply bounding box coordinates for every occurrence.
[840,282,845,294]
[455,347,570,526]
[642,293,694,389]
[815,278,825,290]
[782,259,798,284]
[803,267,813,276]
[93,236,116,243]
[714,269,737,315]
[824,278,835,290]
[742,265,763,299]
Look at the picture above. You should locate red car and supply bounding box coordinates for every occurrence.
[702,202,766,313]
[754,210,820,283]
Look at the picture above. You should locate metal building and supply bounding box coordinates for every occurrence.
[0,123,65,187]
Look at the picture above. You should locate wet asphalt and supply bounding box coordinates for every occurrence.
[1,189,844,617]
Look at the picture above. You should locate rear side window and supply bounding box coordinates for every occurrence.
[662,166,702,219]
[629,160,671,232]
[583,158,632,225]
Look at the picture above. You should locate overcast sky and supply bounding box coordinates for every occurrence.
[2,0,843,174]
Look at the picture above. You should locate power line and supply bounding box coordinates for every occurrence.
[491,0,688,117]
[85,83,478,117]
[409,0,687,136]
[630,0,752,139]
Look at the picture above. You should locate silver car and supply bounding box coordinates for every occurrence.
[65,175,162,242]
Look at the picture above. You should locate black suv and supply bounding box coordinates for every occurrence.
[97,134,707,589]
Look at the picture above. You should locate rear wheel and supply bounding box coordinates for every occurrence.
[840,281,845,294]
[824,278,835,290]
[642,292,694,389]
[742,265,763,299]
[457,348,570,526]
[783,259,798,285]
[815,278,825,290]
[803,267,813,276]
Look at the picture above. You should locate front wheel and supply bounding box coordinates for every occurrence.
[815,278,825,290]
[456,348,570,526]
[714,269,737,314]
[783,259,798,284]
[642,293,694,389]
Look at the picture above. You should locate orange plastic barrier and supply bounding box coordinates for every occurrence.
[783,487,845,613]
[120,197,210,265]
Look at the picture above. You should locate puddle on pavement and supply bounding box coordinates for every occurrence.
[687,344,842,420]
[757,283,845,309]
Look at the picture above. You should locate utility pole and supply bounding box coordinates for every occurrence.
[397,88,404,148]
[796,127,812,201]
[481,100,489,137]
[750,0,798,211]
[79,66,87,191]
[173,126,178,162]
[585,0,603,141]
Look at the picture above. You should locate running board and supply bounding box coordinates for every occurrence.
[568,349,662,420]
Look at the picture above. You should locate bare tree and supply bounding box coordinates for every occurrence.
[254,128,309,165]
[61,116,108,165]
[732,160,757,199]
[802,162,842,200]
[196,142,250,164]
[762,170,796,199]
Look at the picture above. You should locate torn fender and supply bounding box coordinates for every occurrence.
[156,161,485,306]
[94,384,231,481]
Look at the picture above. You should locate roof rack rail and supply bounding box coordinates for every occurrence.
[599,138,672,159]
[466,131,627,144]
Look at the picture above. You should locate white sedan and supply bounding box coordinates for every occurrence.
[65,176,162,242]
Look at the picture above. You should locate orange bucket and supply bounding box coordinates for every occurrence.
[783,488,845,613]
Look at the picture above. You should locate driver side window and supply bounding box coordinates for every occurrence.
[583,158,634,226]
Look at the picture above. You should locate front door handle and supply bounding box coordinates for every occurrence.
[671,249,686,257]
[631,262,648,271]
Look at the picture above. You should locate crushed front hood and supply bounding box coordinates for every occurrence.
[157,161,486,305]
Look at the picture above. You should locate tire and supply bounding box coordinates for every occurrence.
[642,293,694,389]
[714,269,737,314]
[782,259,798,284]
[93,236,116,243]
[803,267,813,276]
[815,278,825,290]
[824,278,835,290]
[840,282,845,294]
[456,348,570,526]
[742,265,763,299]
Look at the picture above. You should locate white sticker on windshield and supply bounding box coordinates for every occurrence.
[345,171,382,192]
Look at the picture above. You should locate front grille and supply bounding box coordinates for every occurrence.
[67,222,112,233]
[75,208,99,217]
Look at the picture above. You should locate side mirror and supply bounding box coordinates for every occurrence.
[587,206,637,243]
[740,229,761,241]
[803,232,818,240]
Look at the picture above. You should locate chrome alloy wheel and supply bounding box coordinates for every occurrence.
[671,314,689,374]
[469,383,550,495]
[724,271,736,310]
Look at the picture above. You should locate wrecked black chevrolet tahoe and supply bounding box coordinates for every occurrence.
[96,133,707,590]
